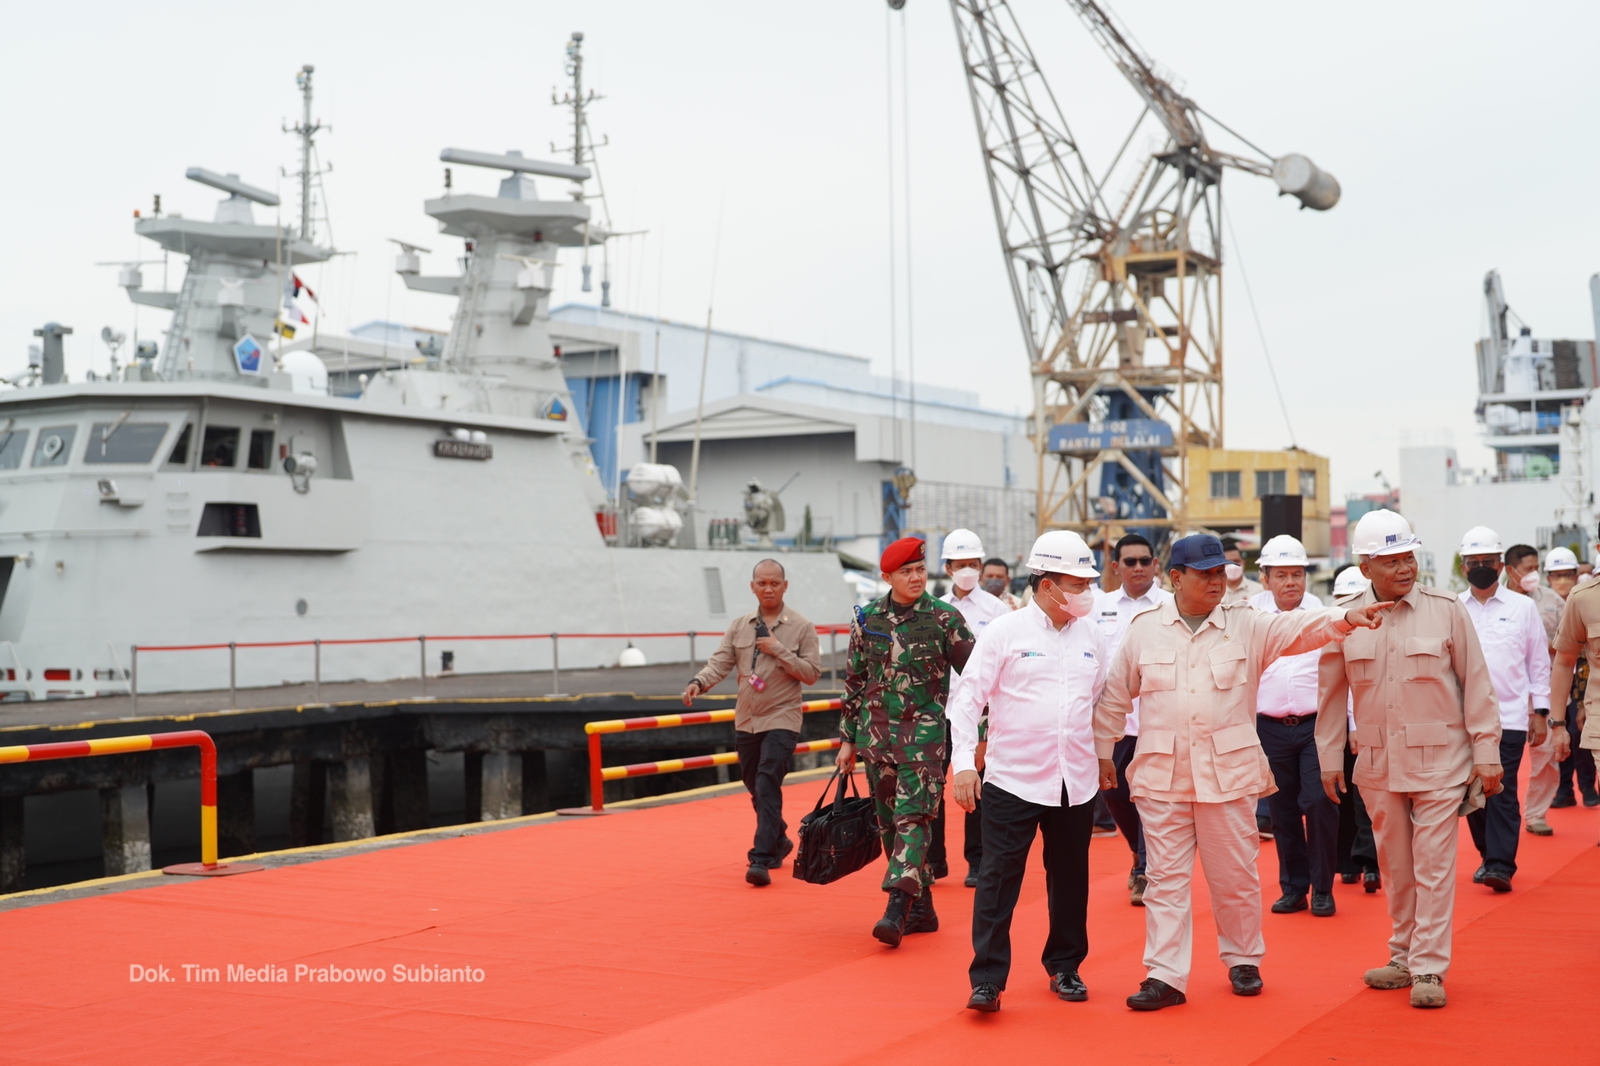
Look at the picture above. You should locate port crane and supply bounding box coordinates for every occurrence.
[941,0,1339,545]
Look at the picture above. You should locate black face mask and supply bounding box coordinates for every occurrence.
[1467,566,1499,590]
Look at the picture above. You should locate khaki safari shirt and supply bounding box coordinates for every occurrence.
[1095,599,1354,803]
[1316,584,1501,789]
[1553,579,1600,751]
[692,607,822,733]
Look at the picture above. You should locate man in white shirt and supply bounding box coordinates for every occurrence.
[950,531,1110,1013]
[1094,533,1173,905]
[1250,535,1339,918]
[1457,527,1551,892]
[1504,542,1563,835]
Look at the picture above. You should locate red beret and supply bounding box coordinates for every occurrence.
[879,536,926,574]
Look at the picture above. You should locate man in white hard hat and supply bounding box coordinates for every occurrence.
[1250,535,1341,918]
[932,528,1009,884]
[1094,532,1173,906]
[1550,533,1600,845]
[1221,538,1263,606]
[1317,509,1502,1009]
[1454,528,1548,889]
[1543,547,1599,809]
[1330,566,1381,892]
[951,530,1109,1013]
[1095,533,1393,1011]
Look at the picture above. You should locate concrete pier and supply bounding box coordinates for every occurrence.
[99,783,151,876]
[329,758,374,842]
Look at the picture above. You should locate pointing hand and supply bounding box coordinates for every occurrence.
[1344,602,1396,629]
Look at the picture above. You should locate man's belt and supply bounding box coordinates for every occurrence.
[1261,713,1316,727]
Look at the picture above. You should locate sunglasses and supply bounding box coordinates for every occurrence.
[1119,556,1155,567]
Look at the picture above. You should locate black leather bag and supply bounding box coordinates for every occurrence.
[793,769,882,885]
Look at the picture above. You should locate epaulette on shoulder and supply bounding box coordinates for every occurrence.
[1572,579,1600,601]
[1416,584,1456,601]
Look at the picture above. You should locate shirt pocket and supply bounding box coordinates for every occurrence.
[1209,644,1248,690]
[1402,721,1457,773]
[1131,728,1177,792]
[1343,637,1379,685]
[1402,637,1448,684]
[1585,621,1600,662]
[1137,649,1177,693]
[1210,722,1263,792]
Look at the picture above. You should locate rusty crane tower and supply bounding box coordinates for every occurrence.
[940,0,1339,548]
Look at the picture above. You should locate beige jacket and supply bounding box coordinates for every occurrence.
[1553,579,1600,750]
[692,607,822,733]
[1316,584,1501,789]
[1096,599,1353,803]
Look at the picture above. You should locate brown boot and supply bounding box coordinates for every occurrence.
[1363,961,1411,989]
[1130,874,1148,907]
[1410,974,1446,1008]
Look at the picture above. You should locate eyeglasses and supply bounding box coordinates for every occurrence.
[1119,556,1155,568]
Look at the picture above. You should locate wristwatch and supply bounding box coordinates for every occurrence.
[1534,708,1550,717]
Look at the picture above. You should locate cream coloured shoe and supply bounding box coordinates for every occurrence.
[1410,974,1446,1008]
[1363,961,1411,989]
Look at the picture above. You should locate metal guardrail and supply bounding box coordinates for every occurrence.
[572,697,845,813]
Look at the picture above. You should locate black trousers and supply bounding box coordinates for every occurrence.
[736,729,798,865]
[969,783,1093,990]
[1100,734,1146,875]
[1258,715,1340,895]
[1336,747,1378,875]
[1468,728,1525,876]
[928,760,983,870]
[1557,700,1597,797]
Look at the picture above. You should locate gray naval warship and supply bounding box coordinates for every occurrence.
[0,64,850,701]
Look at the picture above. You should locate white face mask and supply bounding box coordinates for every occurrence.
[1520,571,1541,593]
[951,567,981,592]
[1225,563,1244,583]
[1064,587,1095,618]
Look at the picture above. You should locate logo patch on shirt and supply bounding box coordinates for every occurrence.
[1083,651,1096,660]
[1017,650,1046,659]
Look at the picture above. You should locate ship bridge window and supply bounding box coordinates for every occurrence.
[85,422,170,464]
[0,427,28,470]
[247,430,275,470]
[197,503,261,538]
[31,425,76,468]
[201,426,240,467]
[167,424,192,465]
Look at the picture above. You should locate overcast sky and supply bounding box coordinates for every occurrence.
[5,0,1598,499]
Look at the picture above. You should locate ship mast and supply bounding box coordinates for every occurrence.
[553,33,611,302]
[284,64,328,244]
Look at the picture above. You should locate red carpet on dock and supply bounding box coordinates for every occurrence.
[2,772,1596,1065]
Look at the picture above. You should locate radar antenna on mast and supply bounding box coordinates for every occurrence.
[282,64,333,245]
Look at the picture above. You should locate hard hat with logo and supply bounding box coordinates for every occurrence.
[940,527,985,560]
[1258,534,1309,569]
[1458,525,1503,558]
[1333,566,1372,597]
[1350,508,1421,557]
[1546,546,1579,571]
[1025,530,1099,578]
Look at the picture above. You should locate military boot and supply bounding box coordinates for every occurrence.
[905,887,939,934]
[873,889,913,948]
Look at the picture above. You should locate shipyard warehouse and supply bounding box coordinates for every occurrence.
[1,2,1598,1064]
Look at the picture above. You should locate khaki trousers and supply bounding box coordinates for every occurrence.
[1366,787,1460,978]
[1137,796,1264,992]
[1524,737,1559,824]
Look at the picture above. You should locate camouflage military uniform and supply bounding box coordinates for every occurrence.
[841,592,975,896]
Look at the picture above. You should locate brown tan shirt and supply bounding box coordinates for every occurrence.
[1553,579,1600,750]
[1095,599,1353,803]
[1316,584,1501,790]
[693,607,822,733]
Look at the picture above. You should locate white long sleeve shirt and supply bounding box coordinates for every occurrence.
[942,585,1012,633]
[949,601,1107,807]
[1459,584,1550,730]
[1092,583,1173,736]
[1250,589,1324,717]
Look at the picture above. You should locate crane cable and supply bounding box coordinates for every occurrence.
[1222,203,1297,448]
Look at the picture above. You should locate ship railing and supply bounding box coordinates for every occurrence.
[568,697,846,814]
[128,625,852,714]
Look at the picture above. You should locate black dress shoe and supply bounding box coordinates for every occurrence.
[966,983,1001,1012]
[873,889,912,947]
[1229,964,1263,996]
[930,861,950,880]
[964,864,979,888]
[1340,872,1360,884]
[1049,970,1087,1002]
[762,837,794,869]
[1126,977,1186,1011]
[904,887,938,934]
[1551,790,1577,809]
[1482,867,1512,893]
[1472,864,1487,884]
[1310,891,1336,917]
[1363,870,1381,893]
[745,863,771,887]
[1270,892,1308,914]
[1584,789,1600,808]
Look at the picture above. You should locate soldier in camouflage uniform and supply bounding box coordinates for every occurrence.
[837,536,975,947]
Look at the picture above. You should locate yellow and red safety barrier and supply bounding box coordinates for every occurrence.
[0,730,261,878]
[576,698,844,812]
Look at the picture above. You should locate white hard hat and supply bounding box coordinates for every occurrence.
[1026,530,1099,578]
[1258,534,1309,568]
[1333,566,1371,597]
[1546,546,1579,571]
[1458,525,1503,557]
[940,527,985,560]
[1351,508,1421,558]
